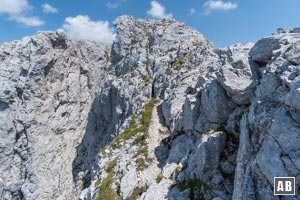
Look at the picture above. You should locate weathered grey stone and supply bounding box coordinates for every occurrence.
[185,132,226,180]
[120,168,138,199]
[0,30,109,200]
[249,36,281,62]
[1,15,300,200]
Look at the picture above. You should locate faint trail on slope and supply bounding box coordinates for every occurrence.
[139,101,173,198]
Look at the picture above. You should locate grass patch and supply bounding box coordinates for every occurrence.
[177,179,210,200]
[235,113,243,121]
[98,144,111,155]
[177,59,184,66]
[134,133,146,144]
[142,75,151,84]
[132,89,138,98]
[96,160,121,200]
[134,146,148,158]
[142,98,159,127]
[110,98,159,149]
[202,130,214,135]
[213,123,226,132]
[81,175,91,190]
[127,185,149,200]
[111,115,138,148]
[156,173,164,183]
[192,42,203,47]
[135,158,145,171]
[167,58,185,71]
[213,123,239,145]
[167,60,176,66]
[175,166,182,175]
[159,129,169,135]
[95,179,101,187]
[166,67,172,75]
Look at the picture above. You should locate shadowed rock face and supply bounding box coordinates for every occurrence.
[1,15,300,200]
[0,30,110,200]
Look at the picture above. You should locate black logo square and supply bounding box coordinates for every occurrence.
[274,177,295,195]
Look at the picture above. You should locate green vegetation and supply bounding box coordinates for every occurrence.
[192,41,203,47]
[235,113,243,121]
[95,179,101,187]
[134,146,148,158]
[128,67,135,74]
[202,129,214,135]
[213,123,226,132]
[177,59,185,66]
[166,67,172,75]
[158,129,170,135]
[98,144,110,155]
[134,133,146,144]
[167,58,185,71]
[156,173,164,183]
[109,98,159,149]
[167,60,176,66]
[96,159,121,200]
[81,175,91,190]
[177,179,201,191]
[175,166,182,175]
[110,114,139,149]
[141,98,159,126]
[132,89,137,98]
[177,179,210,200]
[135,157,145,171]
[127,186,149,200]
[142,75,151,84]
[97,97,159,178]
[212,123,239,145]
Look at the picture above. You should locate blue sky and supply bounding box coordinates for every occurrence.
[0,0,299,47]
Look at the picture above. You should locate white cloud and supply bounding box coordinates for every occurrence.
[147,1,173,19]
[10,15,44,26]
[106,0,127,9]
[42,3,58,14]
[106,2,119,9]
[189,8,196,16]
[0,0,44,26]
[203,0,237,14]
[62,15,115,44]
[0,0,30,15]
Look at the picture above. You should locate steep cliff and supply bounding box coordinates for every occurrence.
[0,30,110,199]
[1,16,300,200]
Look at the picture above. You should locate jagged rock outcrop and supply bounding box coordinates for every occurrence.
[233,32,300,200]
[77,16,256,200]
[0,31,109,199]
[1,15,300,200]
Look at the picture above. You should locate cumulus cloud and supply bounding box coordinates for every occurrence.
[203,0,237,14]
[62,15,115,44]
[189,8,196,16]
[147,1,173,19]
[0,0,44,26]
[0,0,30,14]
[42,3,58,14]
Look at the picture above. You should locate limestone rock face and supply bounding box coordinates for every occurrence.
[233,33,300,200]
[0,31,109,200]
[1,15,300,200]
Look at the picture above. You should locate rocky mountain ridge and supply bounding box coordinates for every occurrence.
[0,16,300,200]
